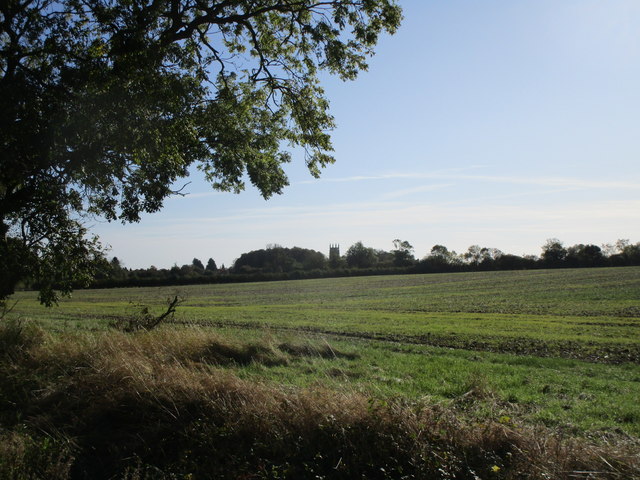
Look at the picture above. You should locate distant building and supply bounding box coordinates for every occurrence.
[329,244,340,262]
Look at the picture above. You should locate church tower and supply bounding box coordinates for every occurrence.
[329,244,340,262]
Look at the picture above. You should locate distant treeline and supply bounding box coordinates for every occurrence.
[89,239,640,288]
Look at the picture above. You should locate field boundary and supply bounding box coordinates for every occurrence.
[169,319,640,365]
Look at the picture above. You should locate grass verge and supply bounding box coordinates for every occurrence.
[1,320,638,479]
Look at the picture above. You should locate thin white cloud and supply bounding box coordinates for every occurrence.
[456,174,640,190]
[302,172,640,190]
[381,183,455,199]
[127,198,640,237]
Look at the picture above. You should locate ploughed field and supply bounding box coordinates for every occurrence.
[10,267,640,432]
[15,266,640,362]
[3,267,640,479]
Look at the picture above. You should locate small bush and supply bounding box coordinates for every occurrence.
[0,318,44,360]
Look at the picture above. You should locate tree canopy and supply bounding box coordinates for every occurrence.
[391,238,414,266]
[345,241,376,269]
[0,0,402,305]
[233,245,326,273]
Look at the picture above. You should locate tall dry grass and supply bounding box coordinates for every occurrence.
[0,321,638,479]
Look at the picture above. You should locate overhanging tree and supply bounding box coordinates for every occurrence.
[0,0,402,306]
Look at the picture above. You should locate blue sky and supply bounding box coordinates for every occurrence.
[93,0,640,269]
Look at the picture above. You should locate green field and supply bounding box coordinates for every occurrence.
[9,267,640,438]
[13,266,640,360]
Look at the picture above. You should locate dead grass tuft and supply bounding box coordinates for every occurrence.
[0,318,46,360]
[0,430,74,480]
